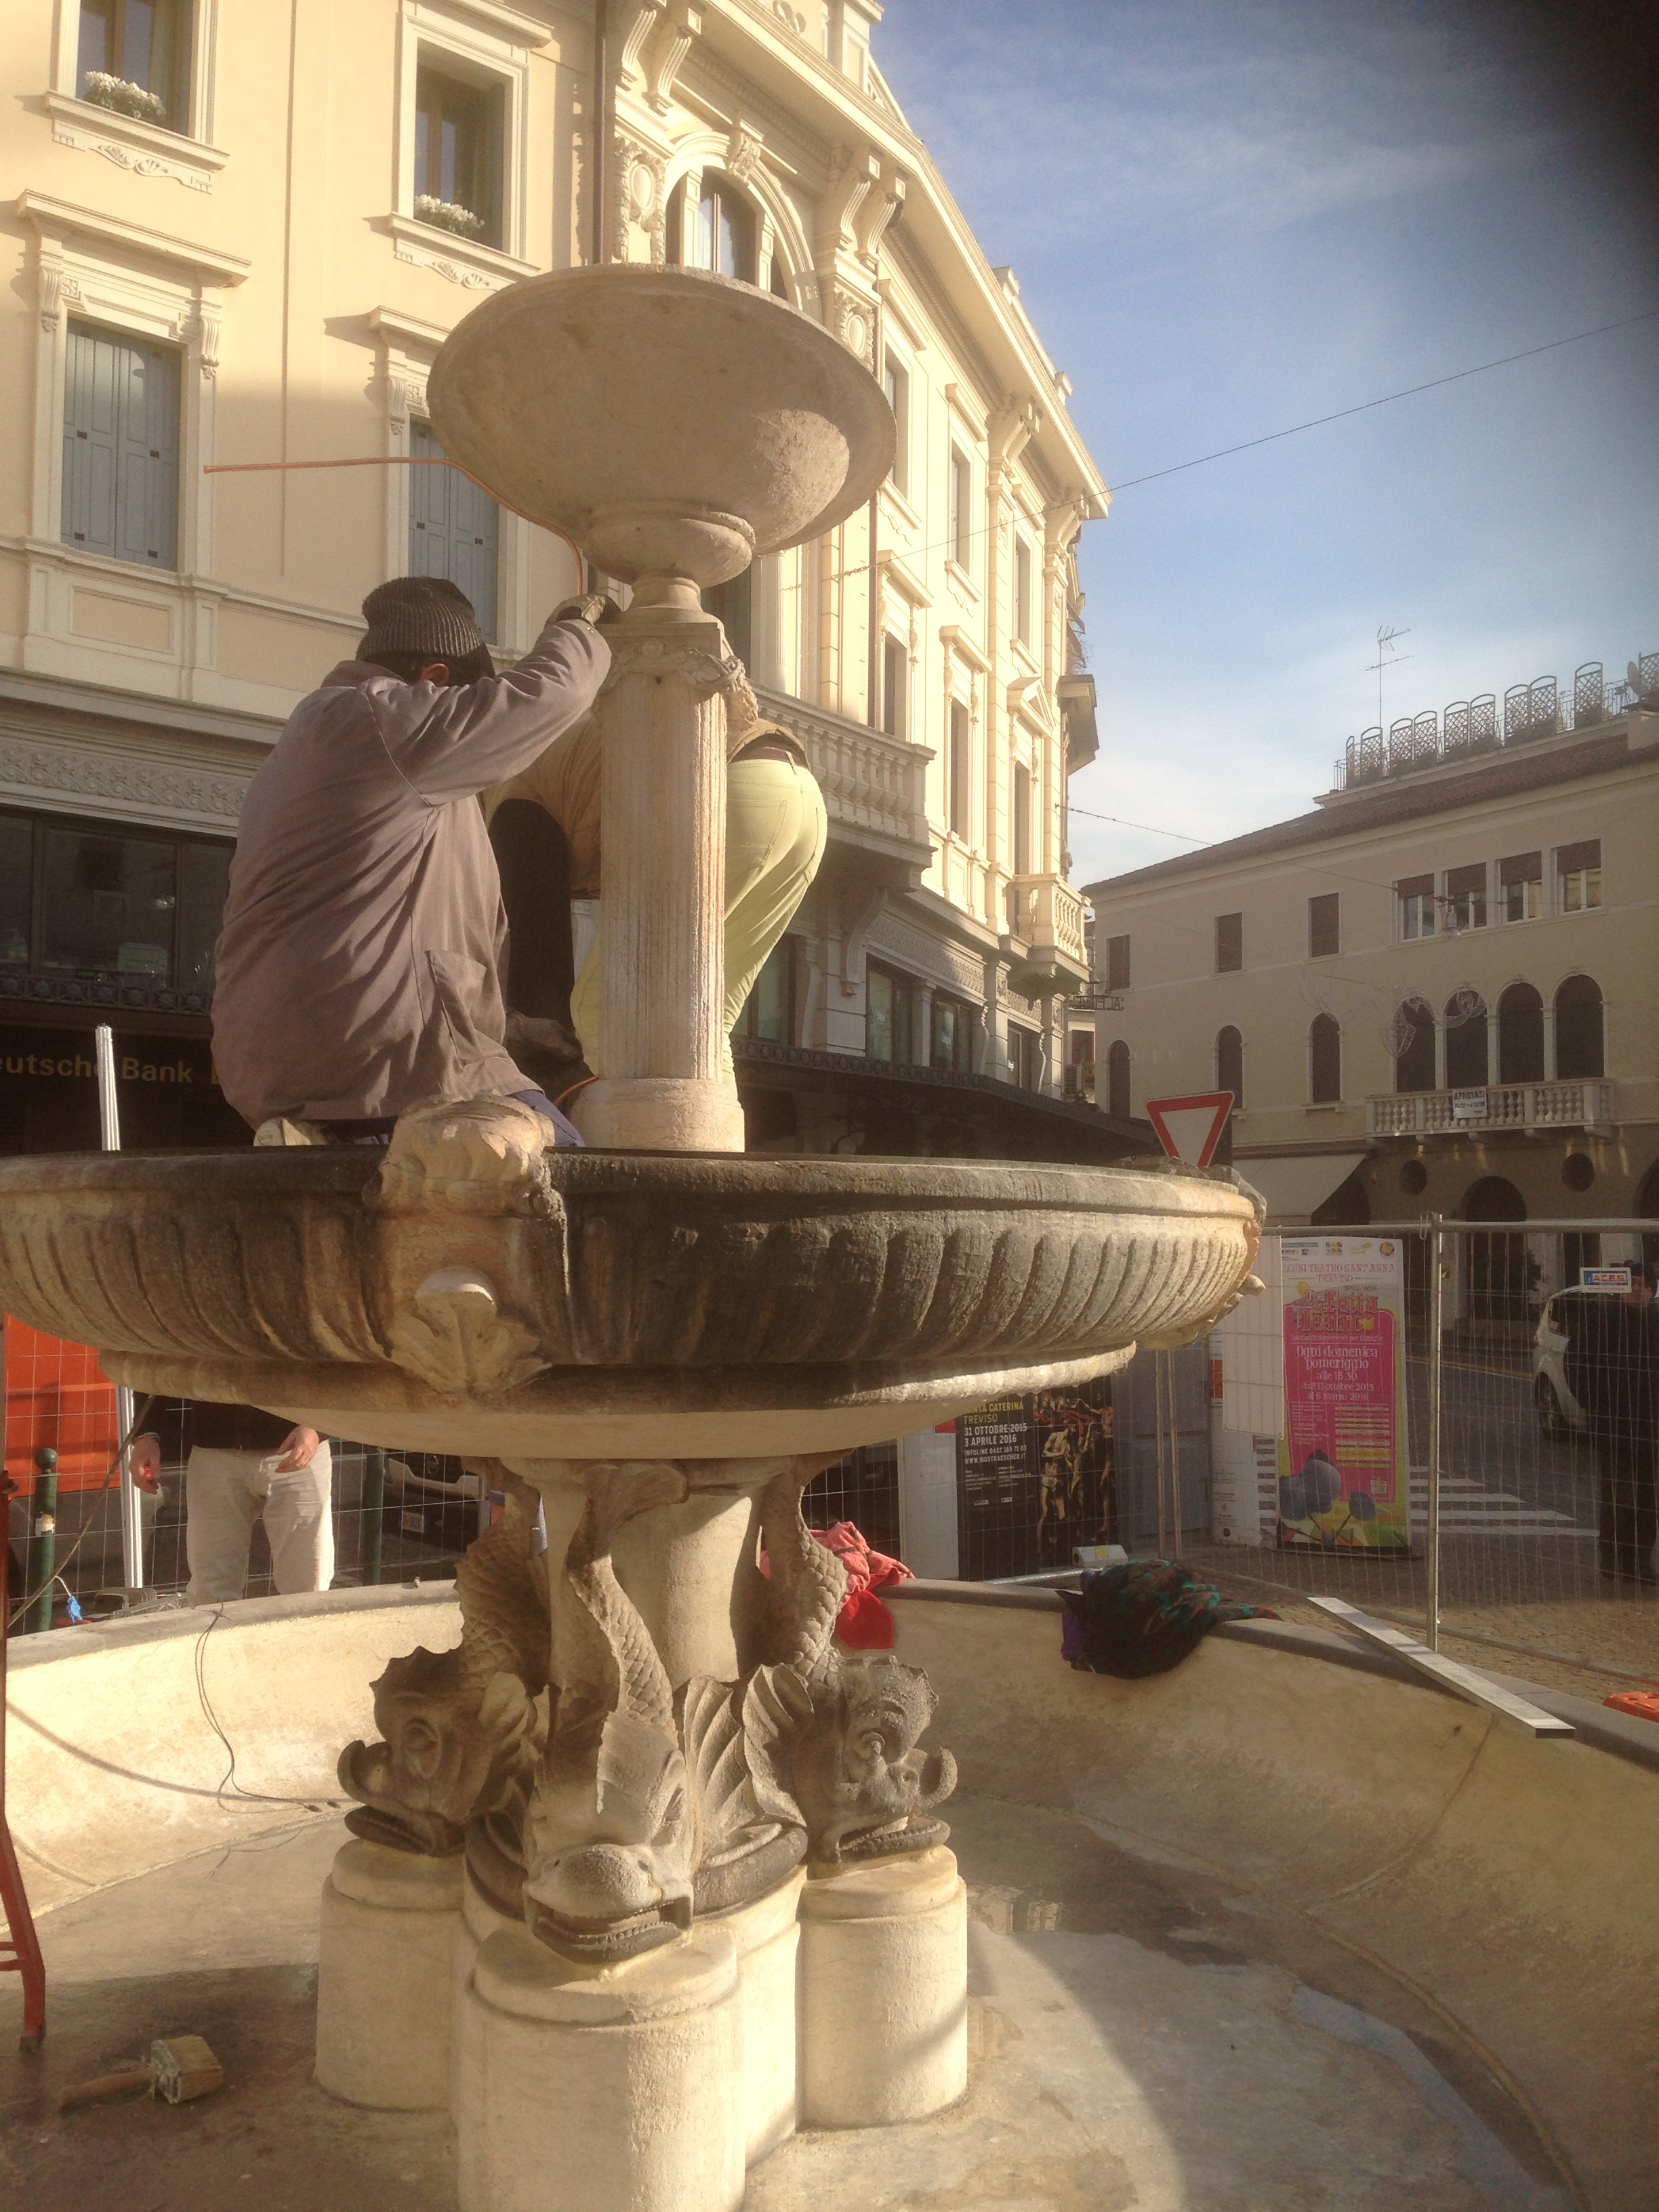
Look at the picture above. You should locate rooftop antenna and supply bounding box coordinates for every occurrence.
[1366,623,1411,729]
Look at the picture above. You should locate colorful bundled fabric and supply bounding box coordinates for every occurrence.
[757,1520,914,1649]
[1059,1560,1275,1680]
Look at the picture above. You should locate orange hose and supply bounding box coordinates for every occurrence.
[202,455,583,571]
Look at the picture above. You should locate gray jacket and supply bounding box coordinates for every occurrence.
[212,616,609,1126]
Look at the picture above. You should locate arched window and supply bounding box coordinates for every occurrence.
[688,173,756,281]
[1443,991,1488,1089]
[1497,983,1544,1084]
[1310,1014,1341,1103]
[1216,1025,1244,1109]
[1393,997,1436,1093]
[1106,1038,1130,1120]
[1554,975,1604,1080]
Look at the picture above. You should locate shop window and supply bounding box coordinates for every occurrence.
[1445,863,1486,932]
[1215,912,1242,973]
[1308,891,1340,958]
[948,448,971,569]
[77,0,192,131]
[930,994,974,1073]
[1104,934,1130,991]
[2,809,233,994]
[736,935,795,1044]
[409,420,498,643]
[1500,851,1542,924]
[1554,975,1604,1080]
[41,824,176,984]
[414,63,504,249]
[880,634,906,738]
[1397,872,1435,940]
[1497,981,1544,1083]
[1309,1013,1341,1103]
[0,817,31,970]
[882,353,908,493]
[865,962,915,1065]
[947,699,970,837]
[1007,1022,1042,1091]
[1555,840,1601,914]
[1105,1038,1130,1119]
[1393,997,1435,1093]
[62,322,180,570]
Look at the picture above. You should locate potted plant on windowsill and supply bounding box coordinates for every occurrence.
[414,195,486,241]
[82,72,167,125]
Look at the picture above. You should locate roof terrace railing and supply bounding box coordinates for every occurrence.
[1332,647,1657,792]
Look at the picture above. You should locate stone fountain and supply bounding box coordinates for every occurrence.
[0,270,1260,2211]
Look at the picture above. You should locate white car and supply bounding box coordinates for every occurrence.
[1532,1287,1616,1438]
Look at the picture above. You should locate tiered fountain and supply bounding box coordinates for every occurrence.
[0,269,1258,2211]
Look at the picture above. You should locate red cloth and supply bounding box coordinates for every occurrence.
[756,1520,913,1650]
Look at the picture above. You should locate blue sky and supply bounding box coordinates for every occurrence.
[872,0,1659,884]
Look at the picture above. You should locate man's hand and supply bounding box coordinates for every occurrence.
[127,1434,163,1492]
[550,594,623,630]
[273,1425,322,1472]
[505,1009,583,1063]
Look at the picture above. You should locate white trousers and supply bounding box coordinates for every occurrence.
[185,1443,334,1605]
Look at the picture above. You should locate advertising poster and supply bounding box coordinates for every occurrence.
[1276,1237,1408,1551]
[956,1378,1113,1580]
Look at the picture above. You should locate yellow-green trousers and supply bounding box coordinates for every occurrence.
[570,754,827,1081]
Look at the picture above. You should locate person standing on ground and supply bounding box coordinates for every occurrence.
[1564,1263,1659,1584]
[210,577,611,1145]
[129,1399,332,1604]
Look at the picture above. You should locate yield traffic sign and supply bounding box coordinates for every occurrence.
[1145,1092,1233,1169]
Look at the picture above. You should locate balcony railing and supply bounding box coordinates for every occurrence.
[1003,873,1088,983]
[1369,1080,1614,1137]
[754,686,932,869]
[1331,649,1657,792]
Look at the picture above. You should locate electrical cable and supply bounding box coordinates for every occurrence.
[1103,306,1659,494]
[192,1603,344,1808]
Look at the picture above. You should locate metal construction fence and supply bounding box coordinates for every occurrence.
[1176,1216,1659,1699]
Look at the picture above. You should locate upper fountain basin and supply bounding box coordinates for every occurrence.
[427,268,897,587]
[0,1139,1259,1457]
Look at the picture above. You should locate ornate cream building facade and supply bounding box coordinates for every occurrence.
[0,0,1125,1162]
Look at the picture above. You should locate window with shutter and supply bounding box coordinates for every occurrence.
[1308,891,1340,957]
[1499,851,1542,923]
[409,420,497,642]
[1555,839,1601,914]
[1444,863,1486,931]
[1397,872,1435,940]
[1104,934,1130,991]
[62,322,179,570]
[1215,912,1242,972]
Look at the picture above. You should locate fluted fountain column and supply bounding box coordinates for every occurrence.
[573,580,746,1153]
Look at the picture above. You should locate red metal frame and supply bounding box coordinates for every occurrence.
[1,1468,46,2050]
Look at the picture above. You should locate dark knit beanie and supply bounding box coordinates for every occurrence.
[359,576,487,663]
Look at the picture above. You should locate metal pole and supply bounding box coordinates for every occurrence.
[94,1027,144,1592]
[1153,1352,1168,1557]
[1425,1212,1444,1652]
[1168,1353,1182,1561]
[361,1447,386,1587]
[26,1448,56,1637]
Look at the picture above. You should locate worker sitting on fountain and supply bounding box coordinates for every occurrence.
[485,674,827,1094]
[212,577,611,1146]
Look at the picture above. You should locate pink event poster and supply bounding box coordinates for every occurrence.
[1277,1237,1409,1551]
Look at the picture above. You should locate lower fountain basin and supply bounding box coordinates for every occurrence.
[0,1145,1258,1457]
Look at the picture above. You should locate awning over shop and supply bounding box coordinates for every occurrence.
[1235,1152,1370,1223]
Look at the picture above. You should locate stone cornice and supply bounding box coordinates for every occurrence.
[0,724,252,830]
[16,189,251,286]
